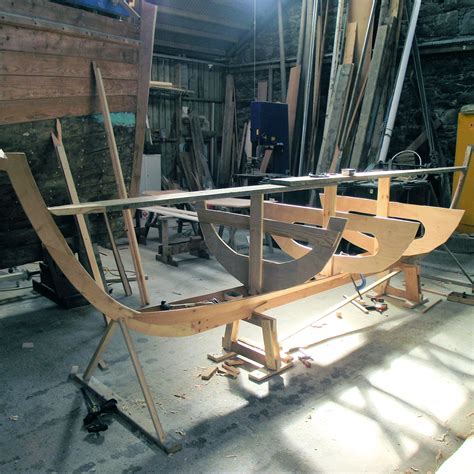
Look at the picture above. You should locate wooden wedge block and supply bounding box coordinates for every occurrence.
[201,366,218,381]
[223,363,240,375]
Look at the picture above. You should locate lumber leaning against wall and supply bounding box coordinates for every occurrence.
[0,0,156,268]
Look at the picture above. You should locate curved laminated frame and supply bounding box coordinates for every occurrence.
[330,195,465,256]
[0,153,352,338]
[196,203,347,292]
[264,201,420,274]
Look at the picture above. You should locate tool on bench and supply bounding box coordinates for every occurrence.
[80,387,118,434]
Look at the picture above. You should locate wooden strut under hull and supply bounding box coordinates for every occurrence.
[0,153,355,338]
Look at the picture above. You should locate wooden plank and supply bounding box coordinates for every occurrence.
[93,62,149,306]
[248,195,264,295]
[51,119,105,290]
[350,25,390,169]
[199,208,342,243]
[189,112,214,189]
[235,122,248,174]
[322,185,338,228]
[348,0,373,86]
[376,177,391,217]
[286,65,301,162]
[0,24,138,64]
[200,366,218,380]
[343,22,358,64]
[130,0,157,197]
[217,75,235,187]
[103,213,132,296]
[259,149,273,173]
[0,51,138,79]
[407,118,442,151]
[317,64,354,173]
[158,23,239,43]
[154,39,226,58]
[0,76,137,101]
[0,11,140,47]
[48,166,466,216]
[223,322,240,351]
[0,0,140,39]
[261,318,281,370]
[156,5,248,30]
[0,95,137,125]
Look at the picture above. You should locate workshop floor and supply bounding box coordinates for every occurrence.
[0,229,473,473]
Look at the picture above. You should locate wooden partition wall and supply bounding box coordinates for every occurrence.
[0,0,156,268]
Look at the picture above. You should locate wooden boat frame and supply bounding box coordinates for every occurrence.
[0,152,468,452]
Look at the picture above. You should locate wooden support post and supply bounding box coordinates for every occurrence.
[103,213,132,296]
[118,318,167,444]
[249,194,264,295]
[93,62,150,306]
[222,321,240,351]
[375,263,425,307]
[83,320,118,381]
[261,318,281,370]
[51,120,105,291]
[451,144,473,210]
[322,185,338,227]
[130,1,157,197]
[376,177,391,217]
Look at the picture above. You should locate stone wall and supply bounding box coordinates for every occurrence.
[230,0,474,165]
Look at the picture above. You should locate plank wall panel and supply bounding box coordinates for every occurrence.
[0,24,138,63]
[0,0,140,39]
[0,0,148,268]
[0,51,138,79]
[0,96,137,125]
[0,76,137,101]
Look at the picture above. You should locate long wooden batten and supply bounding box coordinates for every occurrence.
[48,166,466,216]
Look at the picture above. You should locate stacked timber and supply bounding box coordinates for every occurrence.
[291,0,407,175]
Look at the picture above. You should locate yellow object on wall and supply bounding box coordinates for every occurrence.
[453,105,474,233]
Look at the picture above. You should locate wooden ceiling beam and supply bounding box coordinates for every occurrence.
[157,5,249,30]
[157,24,239,43]
[154,39,226,57]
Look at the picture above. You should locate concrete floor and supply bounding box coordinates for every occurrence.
[0,227,473,473]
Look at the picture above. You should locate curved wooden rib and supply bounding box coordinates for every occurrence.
[264,202,419,274]
[0,153,352,338]
[331,195,464,256]
[196,203,346,292]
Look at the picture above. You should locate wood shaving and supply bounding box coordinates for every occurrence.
[174,393,186,399]
[409,467,419,472]
[435,432,448,442]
